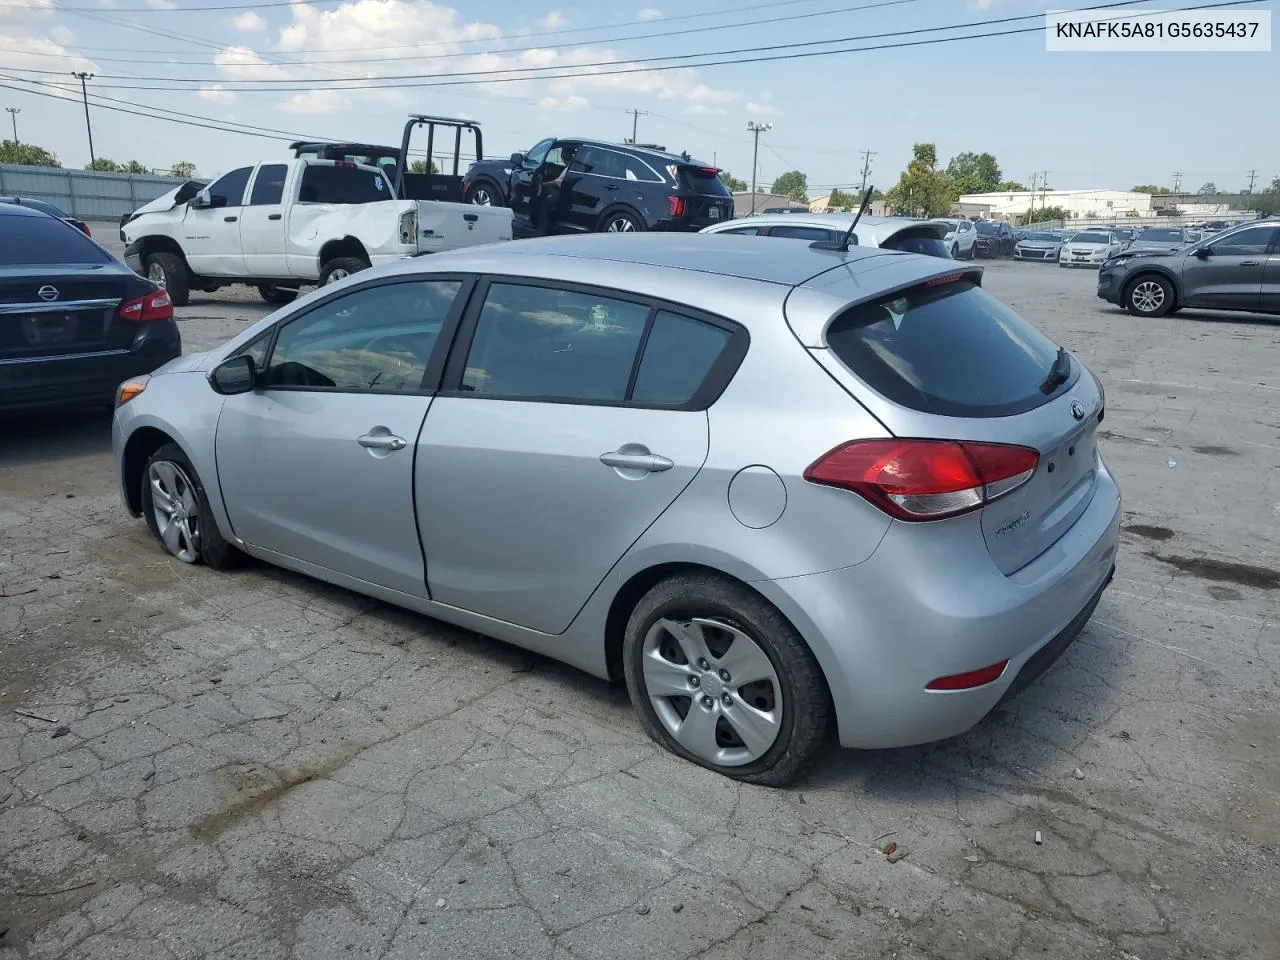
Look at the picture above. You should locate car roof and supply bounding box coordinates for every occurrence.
[564,138,708,166]
[702,212,950,243]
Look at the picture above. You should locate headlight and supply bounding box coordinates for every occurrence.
[116,375,150,407]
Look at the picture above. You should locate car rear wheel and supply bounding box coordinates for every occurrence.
[258,284,297,305]
[144,252,190,307]
[623,571,833,786]
[141,443,240,569]
[467,181,499,206]
[600,208,643,233]
[319,256,370,287]
[1126,274,1175,317]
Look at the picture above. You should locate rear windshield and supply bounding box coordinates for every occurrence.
[0,215,110,265]
[1139,228,1183,241]
[975,221,998,235]
[825,278,1071,418]
[298,164,390,204]
[679,166,732,196]
[880,230,950,258]
[1,197,69,218]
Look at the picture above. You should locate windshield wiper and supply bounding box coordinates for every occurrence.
[1040,347,1071,394]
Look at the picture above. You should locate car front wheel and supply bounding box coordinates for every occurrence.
[623,572,832,786]
[1125,274,1175,317]
[141,442,240,569]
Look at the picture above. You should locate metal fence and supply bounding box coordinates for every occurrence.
[1024,213,1258,232]
[0,165,197,221]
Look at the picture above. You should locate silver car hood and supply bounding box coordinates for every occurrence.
[155,350,215,376]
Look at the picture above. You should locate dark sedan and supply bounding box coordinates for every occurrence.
[1097,219,1280,317]
[1,196,92,237]
[0,204,180,412]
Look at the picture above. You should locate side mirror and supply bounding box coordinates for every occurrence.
[188,192,210,209]
[509,152,525,165]
[209,355,256,395]
[1193,247,1211,259]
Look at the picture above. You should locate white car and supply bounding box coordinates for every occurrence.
[700,212,954,258]
[1059,230,1124,268]
[936,218,978,259]
[122,158,512,306]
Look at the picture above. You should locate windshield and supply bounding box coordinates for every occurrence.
[975,222,998,235]
[1072,232,1109,244]
[1025,233,1059,242]
[1138,228,1184,242]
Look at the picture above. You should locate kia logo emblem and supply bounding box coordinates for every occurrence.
[37,285,60,302]
[1070,400,1086,421]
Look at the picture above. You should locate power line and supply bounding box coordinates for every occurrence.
[10,0,1189,90]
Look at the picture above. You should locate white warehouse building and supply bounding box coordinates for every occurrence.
[956,189,1154,221]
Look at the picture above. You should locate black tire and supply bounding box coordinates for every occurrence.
[144,252,190,307]
[598,207,644,234]
[258,284,297,305]
[1124,273,1175,317]
[319,256,370,287]
[466,179,503,207]
[951,244,959,260]
[623,572,833,787]
[140,442,240,570]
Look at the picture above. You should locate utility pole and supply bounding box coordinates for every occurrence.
[746,120,772,214]
[5,107,18,143]
[1171,170,1182,193]
[1041,170,1049,209]
[626,107,648,145]
[1246,169,1258,194]
[1027,172,1038,220]
[71,71,96,167]
[857,149,877,193]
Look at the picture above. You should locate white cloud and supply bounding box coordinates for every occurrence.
[279,88,345,114]
[198,84,235,104]
[684,104,726,116]
[0,32,96,77]
[145,0,176,9]
[745,100,778,114]
[538,94,588,110]
[214,46,292,81]
[49,24,74,44]
[231,11,266,31]
[538,9,569,29]
[637,8,663,20]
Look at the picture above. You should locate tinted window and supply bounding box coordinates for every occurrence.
[881,231,951,258]
[625,155,661,182]
[0,215,110,265]
[826,278,1066,418]
[975,222,998,235]
[769,225,836,242]
[1072,232,1109,244]
[722,226,761,235]
[249,164,287,205]
[207,166,252,207]
[631,311,731,406]
[264,280,460,391]
[572,146,626,179]
[298,165,389,204]
[524,139,555,167]
[678,166,731,195]
[1141,228,1183,241]
[461,284,649,402]
[1208,226,1276,256]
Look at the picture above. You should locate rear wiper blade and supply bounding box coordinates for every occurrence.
[1040,347,1071,394]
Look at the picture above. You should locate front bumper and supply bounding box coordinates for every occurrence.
[1096,266,1126,304]
[1061,252,1108,267]
[1015,247,1058,261]
[755,459,1121,750]
[124,241,145,276]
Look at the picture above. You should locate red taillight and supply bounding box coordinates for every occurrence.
[699,167,718,175]
[803,439,1039,521]
[119,289,173,323]
[79,221,92,237]
[926,660,1009,691]
[668,196,688,218]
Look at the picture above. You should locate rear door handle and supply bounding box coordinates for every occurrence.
[358,433,407,451]
[223,215,238,222]
[599,450,673,473]
[1240,260,1262,266]
[267,213,282,221]
[605,184,619,191]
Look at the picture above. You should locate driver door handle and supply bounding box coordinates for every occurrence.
[599,450,673,473]
[358,433,407,451]
[223,215,238,222]
[1240,260,1262,266]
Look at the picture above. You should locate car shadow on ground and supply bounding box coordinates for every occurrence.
[1101,303,1280,326]
[0,406,113,469]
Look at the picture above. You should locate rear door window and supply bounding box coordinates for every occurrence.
[825,277,1071,418]
[298,164,390,204]
[249,164,288,205]
[631,311,732,406]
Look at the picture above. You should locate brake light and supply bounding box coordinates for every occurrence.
[334,160,356,169]
[119,289,173,323]
[78,221,92,237]
[668,196,688,218]
[699,167,718,175]
[803,439,1039,521]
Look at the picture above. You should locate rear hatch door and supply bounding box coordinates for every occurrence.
[795,270,1103,575]
[675,165,735,225]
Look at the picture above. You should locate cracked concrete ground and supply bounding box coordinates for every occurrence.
[2,250,1278,960]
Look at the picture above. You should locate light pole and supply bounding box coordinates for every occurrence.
[746,120,772,215]
[5,107,18,143]
[71,71,95,167]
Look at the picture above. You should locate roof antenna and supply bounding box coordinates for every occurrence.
[811,185,873,252]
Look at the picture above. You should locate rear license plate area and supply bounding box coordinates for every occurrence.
[708,206,722,219]
[1046,427,1096,496]
[22,314,80,345]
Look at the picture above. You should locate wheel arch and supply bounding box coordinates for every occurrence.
[596,203,646,232]
[136,235,190,271]
[121,425,184,516]
[1123,267,1181,306]
[318,236,370,270]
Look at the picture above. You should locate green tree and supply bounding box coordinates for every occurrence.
[884,143,955,217]
[827,187,854,211]
[1025,205,1068,224]
[409,158,439,174]
[995,180,1026,192]
[718,170,747,192]
[771,170,808,203]
[169,161,197,178]
[122,160,150,174]
[0,139,61,167]
[86,158,122,172]
[1131,184,1172,195]
[945,151,1001,195]
[1197,181,1218,195]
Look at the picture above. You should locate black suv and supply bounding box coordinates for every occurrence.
[462,138,734,235]
[973,220,1016,258]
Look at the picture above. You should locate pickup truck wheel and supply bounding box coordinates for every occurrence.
[258,284,297,305]
[319,256,370,287]
[144,252,190,307]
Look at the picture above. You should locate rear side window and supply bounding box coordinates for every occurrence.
[0,216,109,265]
[826,278,1068,418]
[631,311,732,406]
[299,165,389,204]
[769,225,836,242]
[624,156,661,182]
[250,164,288,205]
[881,230,951,258]
[678,166,731,196]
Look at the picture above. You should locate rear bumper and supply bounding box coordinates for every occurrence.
[755,459,1122,749]
[0,326,181,412]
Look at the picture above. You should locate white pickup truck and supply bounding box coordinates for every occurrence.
[121,157,512,306]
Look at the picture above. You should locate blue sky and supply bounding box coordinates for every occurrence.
[3,0,1277,194]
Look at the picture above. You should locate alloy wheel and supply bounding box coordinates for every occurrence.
[1131,280,1165,313]
[325,268,350,284]
[148,262,167,287]
[641,616,782,767]
[147,460,201,563]
[606,217,636,233]
[471,187,493,206]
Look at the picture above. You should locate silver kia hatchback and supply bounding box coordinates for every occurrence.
[112,234,1120,785]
